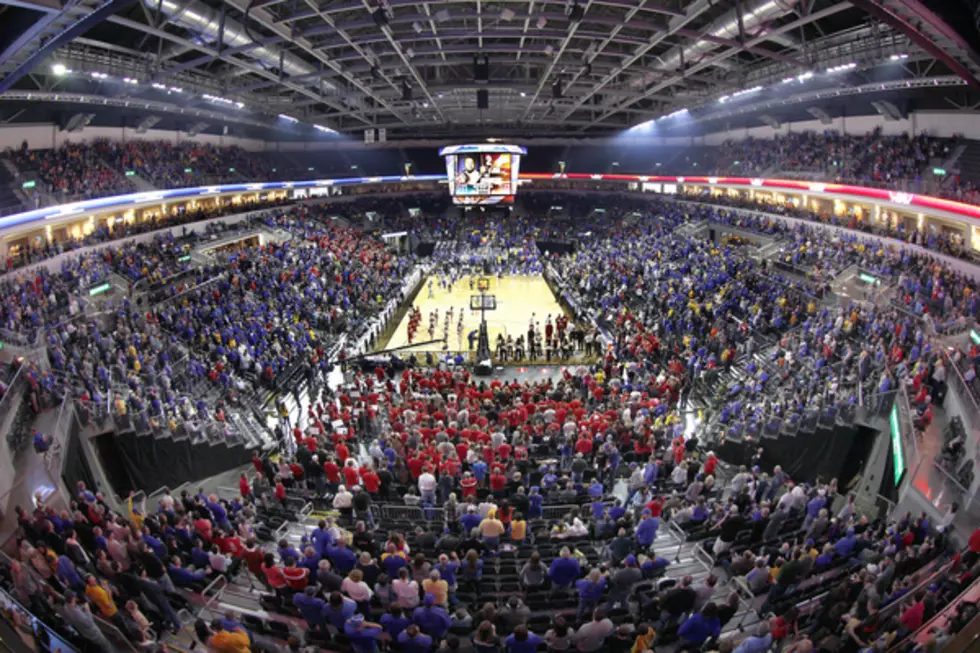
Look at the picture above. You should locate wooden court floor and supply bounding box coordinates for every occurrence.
[381,274,571,354]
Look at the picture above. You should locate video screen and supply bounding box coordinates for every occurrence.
[454,153,513,196]
[440,144,526,206]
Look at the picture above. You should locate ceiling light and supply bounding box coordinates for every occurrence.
[278,113,298,122]
[889,53,908,61]
[169,86,183,93]
[500,8,515,21]
[412,21,423,33]
[90,72,108,79]
[520,91,527,97]
[435,9,450,22]
[826,62,857,73]
[544,45,554,56]
[152,82,166,89]
[313,124,336,133]
[123,77,139,85]
[51,63,67,76]
[536,16,547,29]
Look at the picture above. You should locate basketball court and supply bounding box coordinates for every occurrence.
[380,273,571,355]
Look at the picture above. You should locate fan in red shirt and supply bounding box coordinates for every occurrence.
[282,561,309,590]
[460,473,477,498]
[324,458,341,484]
[335,441,350,463]
[489,468,507,494]
[496,442,512,461]
[275,480,286,503]
[361,468,380,494]
[239,473,251,498]
[342,462,360,488]
[407,455,425,478]
[574,436,593,455]
[645,496,664,518]
[704,452,718,477]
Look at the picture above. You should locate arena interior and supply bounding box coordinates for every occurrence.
[3,0,980,652]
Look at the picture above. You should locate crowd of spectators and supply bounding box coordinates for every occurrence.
[10,140,134,200]
[101,140,274,189]
[5,345,976,653]
[2,182,980,651]
[714,129,951,189]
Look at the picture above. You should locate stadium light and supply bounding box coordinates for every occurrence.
[278,114,299,122]
[889,53,908,61]
[826,63,857,73]
[314,124,337,134]
[719,86,762,103]
[51,63,68,76]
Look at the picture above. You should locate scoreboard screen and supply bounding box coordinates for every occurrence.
[440,144,526,206]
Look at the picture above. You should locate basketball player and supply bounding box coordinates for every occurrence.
[456,157,482,186]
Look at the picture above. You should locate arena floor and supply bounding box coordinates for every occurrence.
[381,273,571,356]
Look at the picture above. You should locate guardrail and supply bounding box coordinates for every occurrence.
[0,549,140,652]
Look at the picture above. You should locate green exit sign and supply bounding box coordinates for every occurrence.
[178,255,191,262]
[22,180,36,189]
[970,329,980,346]
[933,168,946,176]
[125,170,136,176]
[859,273,881,286]
[184,168,192,173]
[88,282,111,296]
[890,405,905,485]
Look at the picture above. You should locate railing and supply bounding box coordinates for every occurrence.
[0,550,138,653]
[888,571,980,652]
[0,364,25,426]
[944,349,980,437]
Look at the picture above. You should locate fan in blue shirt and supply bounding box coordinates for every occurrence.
[397,625,434,653]
[380,607,413,638]
[548,549,582,588]
[413,594,452,639]
[505,626,543,653]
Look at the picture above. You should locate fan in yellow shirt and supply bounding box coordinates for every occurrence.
[84,575,118,618]
[209,621,252,653]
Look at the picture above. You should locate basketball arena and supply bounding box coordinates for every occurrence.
[0,1,979,652]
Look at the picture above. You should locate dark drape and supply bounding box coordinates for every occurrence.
[535,240,576,256]
[61,426,97,503]
[94,432,252,495]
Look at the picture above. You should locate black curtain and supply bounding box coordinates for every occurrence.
[61,427,97,501]
[94,432,252,495]
[535,240,576,256]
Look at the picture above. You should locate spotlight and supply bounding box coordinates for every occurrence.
[51,63,67,76]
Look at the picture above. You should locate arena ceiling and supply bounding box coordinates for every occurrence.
[1,0,980,139]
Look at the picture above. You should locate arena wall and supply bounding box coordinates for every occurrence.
[0,124,268,152]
